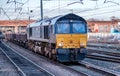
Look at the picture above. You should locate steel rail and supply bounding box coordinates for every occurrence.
[87,44,120,50]
[87,47,120,57]
[0,47,27,76]
[66,61,118,76]
[1,42,55,76]
[79,61,120,76]
[87,54,120,63]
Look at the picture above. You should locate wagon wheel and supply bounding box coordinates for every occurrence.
[41,47,45,55]
[48,52,52,59]
[52,54,56,60]
[52,49,56,60]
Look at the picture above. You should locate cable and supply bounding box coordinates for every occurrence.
[43,0,120,15]
[104,0,120,5]
[0,7,11,20]
[1,0,120,20]
[43,1,77,13]
[83,9,120,17]
[75,4,120,14]
[13,0,30,20]
[6,0,24,5]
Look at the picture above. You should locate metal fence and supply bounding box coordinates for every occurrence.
[88,33,120,44]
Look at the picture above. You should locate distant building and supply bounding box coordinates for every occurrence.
[87,21,119,33]
[0,20,119,34]
[0,20,35,33]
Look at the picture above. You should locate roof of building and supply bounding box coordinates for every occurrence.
[0,20,36,26]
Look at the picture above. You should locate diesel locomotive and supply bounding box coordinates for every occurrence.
[6,13,88,62]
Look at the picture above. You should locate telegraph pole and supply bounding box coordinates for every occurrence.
[40,0,43,20]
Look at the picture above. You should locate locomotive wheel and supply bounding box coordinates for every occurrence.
[41,47,45,55]
[51,49,56,60]
[48,52,52,59]
[45,51,49,57]
[45,51,47,56]
[52,54,56,60]
[44,47,48,56]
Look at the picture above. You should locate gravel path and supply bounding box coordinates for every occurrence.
[3,41,85,76]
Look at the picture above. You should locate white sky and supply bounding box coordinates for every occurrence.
[0,0,120,20]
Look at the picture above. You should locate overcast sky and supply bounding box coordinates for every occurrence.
[0,0,120,20]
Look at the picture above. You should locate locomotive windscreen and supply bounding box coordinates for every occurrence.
[72,21,86,33]
[55,20,87,34]
[56,21,70,34]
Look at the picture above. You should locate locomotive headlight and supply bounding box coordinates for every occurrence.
[58,43,64,47]
[80,43,85,47]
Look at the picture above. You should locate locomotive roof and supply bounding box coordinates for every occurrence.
[28,13,87,28]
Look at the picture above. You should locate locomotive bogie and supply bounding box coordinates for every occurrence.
[56,48,86,62]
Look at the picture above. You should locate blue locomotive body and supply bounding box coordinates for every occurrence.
[6,13,88,62]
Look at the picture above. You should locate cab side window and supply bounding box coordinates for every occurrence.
[29,28,32,37]
[44,26,49,39]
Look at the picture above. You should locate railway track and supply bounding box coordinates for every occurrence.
[66,61,119,76]
[2,40,120,76]
[86,47,120,63]
[87,54,120,63]
[0,43,54,76]
[0,49,21,76]
[80,61,120,76]
[87,46,120,57]
[87,43,120,50]
[2,41,88,76]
